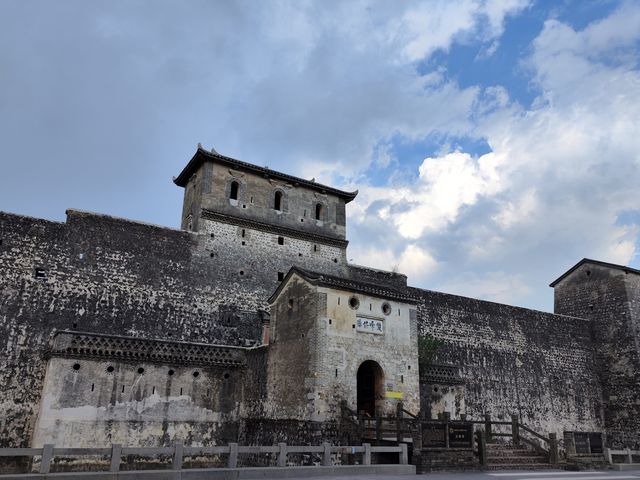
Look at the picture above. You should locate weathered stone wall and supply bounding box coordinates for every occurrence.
[266,275,320,420]
[412,287,604,439]
[553,262,640,448]
[0,207,344,447]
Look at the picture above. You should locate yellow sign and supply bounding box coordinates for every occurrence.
[385,391,404,399]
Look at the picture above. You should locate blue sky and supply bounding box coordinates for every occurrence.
[1,0,639,311]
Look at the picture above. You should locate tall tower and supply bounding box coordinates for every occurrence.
[551,259,640,448]
[173,146,359,309]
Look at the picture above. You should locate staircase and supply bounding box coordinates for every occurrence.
[485,443,558,470]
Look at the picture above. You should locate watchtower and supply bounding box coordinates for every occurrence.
[551,259,640,449]
[173,146,359,308]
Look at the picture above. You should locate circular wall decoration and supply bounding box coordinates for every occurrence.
[348,296,360,310]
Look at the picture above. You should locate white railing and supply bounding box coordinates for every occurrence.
[604,447,640,464]
[0,442,408,474]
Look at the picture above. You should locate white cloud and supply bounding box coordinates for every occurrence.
[349,2,640,308]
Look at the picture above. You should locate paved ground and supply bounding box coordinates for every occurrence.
[287,468,640,480]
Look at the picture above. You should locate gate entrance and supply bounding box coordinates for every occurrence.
[357,360,384,416]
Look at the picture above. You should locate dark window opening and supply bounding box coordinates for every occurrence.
[335,369,338,378]
[333,258,338,263]
[240,270,245,276]
[338,297,340,305]
[382,303,392,316]
[274,191,283,211]
[242,241,246,246]
[349,296,359,309]
[193,371,200,378]
[106,365,115,373]
[224,372,230,379]
[152,386,156,394]
[73,363,80,371]
[301,333,304,338]
[137,367,144,375]
[315,203,323,220]
[35,268,47,279]
[91,383,94,392]
[329,319,332,325]
[241,229,245,238]
[401,375,404,383]
[230,181,239,200]
[72,322,77,329]
[168,369,175,376]
[408,365,411,370]
[210,252,215,257]
[210,233,215,238]
[122,385,125,393]
[288,299,294,308]
[180,388,183,395]
[313,245,317,252]
[278,236,284,245]
[278,272,284,281]
[586,270,591,276]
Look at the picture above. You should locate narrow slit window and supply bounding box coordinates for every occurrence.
[315,203,323,220]
[230,181,239,200]
[278,236,284,245]
[274,191,283,211]
[278,272,284,281]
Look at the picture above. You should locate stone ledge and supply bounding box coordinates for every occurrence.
[0,464,416,479]
[48,331,247,368]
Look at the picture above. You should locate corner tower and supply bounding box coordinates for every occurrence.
[551,259,640,449]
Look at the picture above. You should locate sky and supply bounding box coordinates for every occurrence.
[1,0,639,312]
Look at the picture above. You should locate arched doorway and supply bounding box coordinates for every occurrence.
[357,360,384,417]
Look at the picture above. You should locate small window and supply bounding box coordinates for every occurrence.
[72,363,81,371]
[382,303,392,316]
[278,236,284,245]
[315,203,323,220]
[137,367,145,375]
[288,299,294,308]
[35,268,47,279]
[313,245,318,252]
[193,371,200,378]
[278,272,284,281]
[230,181,239,200]
[274,191,283,211]
[168,369,175,376]
[241,229,245,238]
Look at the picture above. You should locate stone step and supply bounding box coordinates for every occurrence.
[487,444,533,450]
[484,463,560,471]
[488,449,545,457]
[489,456,550,465]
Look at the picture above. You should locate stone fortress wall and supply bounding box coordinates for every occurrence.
[0,146,637,450]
